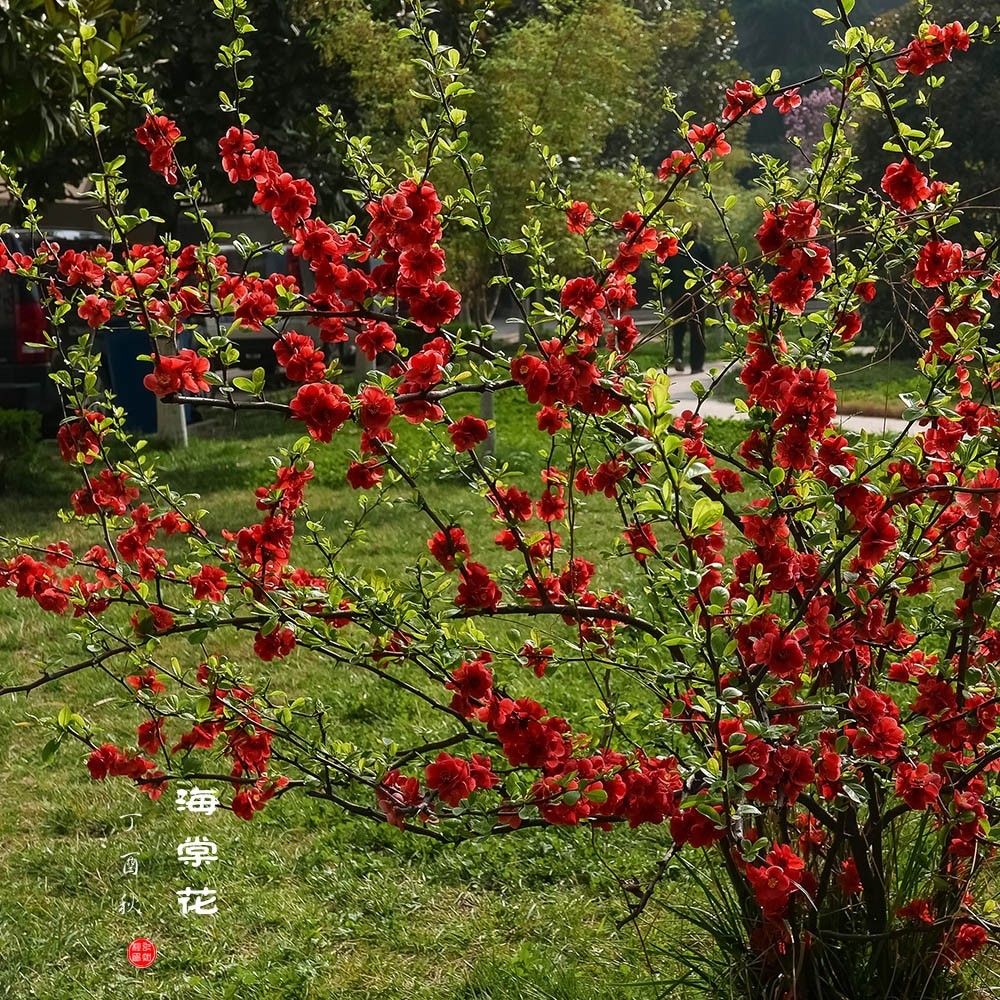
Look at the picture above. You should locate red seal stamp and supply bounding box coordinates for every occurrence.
[127,938,157,969]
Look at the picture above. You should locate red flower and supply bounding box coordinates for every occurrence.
[894,761,943,810]
[274,333,326,382]
[346,459,384,490]
[376,770,424,829]
[624,523,658,563]
[835,310,862,343]
[857,510,899,567]
[77,294,111,329]
[289,382,352,442]
[135,114,180,184]
[253,170,316,233]
[897,23,971,76]
[565,201,596,234]
[356,321,397,360]
[455,562,502,611]
[427,526,470,570]
[560,276,606,319]
[944,922,988,965]
[137,718,166,755]
[59,248,107,288]
[536,405,569,434]
[746,844,813,921]
[897,898,935,923]
[253,626,296,661]
[881,160,932,212]
[231,789,256,821]
[355,386,395,431]
[406,280,462,332]
[126,669,166,695]
[536,487,566,523]
[190,565,228,602]
[751,626,806,680]
[774,88,801,114]
[670,800,725,847]
[399,245,446,285]
[446,654,493,716]
[914,240,963,287]
[769,270,815,315]
[847,687,905,760]
[448,415,489,452]
[836,858,863,895]
[131,605,174,634]
[87,743,155,782]
[687,122,731,159]
[658,150,696,178]
[143,349,211,397]
[425,753,475,806]
[722,80,765,122]
[520,642,554,678]
[489,484,534,522]
[219,126,259,183]
[57,411,103,464]
[87,743,121,780]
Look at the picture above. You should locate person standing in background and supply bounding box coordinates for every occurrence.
[666,224,714,374]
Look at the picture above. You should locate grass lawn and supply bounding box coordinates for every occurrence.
[0,392,715,1000]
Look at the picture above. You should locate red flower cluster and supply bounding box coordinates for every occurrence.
[289,382,352,442]
[57,410,103,464]
[687,122,731,160]
[427,526,471,571]
[448,415,489,452]
[722,80,765,122]
[88,743,164,800]
[455,562,502,611]
[78,294,111,328]
[510,338,617,417]
[366,179,461,332]
[425,752,497,806]
[755,200,829,315]
[746,844,815,921]
[143,349,211,398]
[135,114,181,185]
[896,22,971,76]
[914,240,963,287]
[774,88,801,114]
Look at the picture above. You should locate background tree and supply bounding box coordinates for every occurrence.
[0,0,144,208]
[728,0,898,151]
[8,0,352,223]
[303,0,742,322]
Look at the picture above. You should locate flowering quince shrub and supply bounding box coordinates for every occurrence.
[3,2,1000,996]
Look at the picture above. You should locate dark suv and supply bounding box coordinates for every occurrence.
[0,228,106,433]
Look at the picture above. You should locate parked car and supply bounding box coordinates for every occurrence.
[0,228,106,434]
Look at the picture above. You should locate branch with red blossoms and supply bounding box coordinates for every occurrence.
[4,2,1000,995]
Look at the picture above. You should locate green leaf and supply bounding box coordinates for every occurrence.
[691,498,723,534]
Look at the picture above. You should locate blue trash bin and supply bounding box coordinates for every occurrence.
[100,322,193,433]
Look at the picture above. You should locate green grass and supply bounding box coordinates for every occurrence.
[0,394,709,1000]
